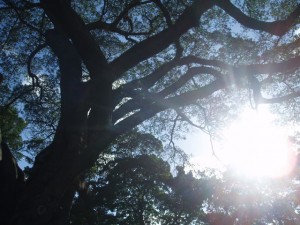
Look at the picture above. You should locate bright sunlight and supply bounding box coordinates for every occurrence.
[219,105,297,178]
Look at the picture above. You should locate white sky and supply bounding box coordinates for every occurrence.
[177,129,222,170]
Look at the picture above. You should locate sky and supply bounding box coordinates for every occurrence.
[177,105,299,178]
[177,129,221,169]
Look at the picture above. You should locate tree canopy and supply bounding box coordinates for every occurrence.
[1,0,300,224]
[69,156,300,225]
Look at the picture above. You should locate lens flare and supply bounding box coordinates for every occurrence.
[220,106,297,178]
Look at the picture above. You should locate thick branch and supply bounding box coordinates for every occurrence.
[113,66,222,123]
[158,67,222,97]
[114,54,300,123]
[119,58,184,92]
[112,54,231,113]
[117,55,228,93]
[41,0,109,80]
[112,57,184,109]
[42,0,114,136]
[110,0,215,78]
[45,30,82,106]
[122,54,300,91]
[113,79,225,134]
[216,0,300,36]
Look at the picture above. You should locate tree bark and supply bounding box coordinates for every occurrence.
[7,25,95,225]
[0,140,25,225]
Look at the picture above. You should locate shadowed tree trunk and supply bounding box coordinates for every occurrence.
[0,133,25,224]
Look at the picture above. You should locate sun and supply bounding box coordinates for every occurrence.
[219,105,297,178]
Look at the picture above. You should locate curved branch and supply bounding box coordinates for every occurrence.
[112,54,233,118]
[27,43,47,87]
[113,67,222,123]
[111,0,144,28]
[112,57,184,107]
[2,43,47,108]
[216,0,300,36]
[113,53,300,125]
[114,54,300,122]
[116,55,228,94]
[110,0,300,79]
[87,0,153,37]
[113,79,225,133]
[118,54,300,96]
[157,66,222,97]
[109,0,215,78]
[42,0,109,80]
[152,0,183,58]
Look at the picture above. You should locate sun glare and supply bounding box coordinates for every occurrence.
[219,106,297,178]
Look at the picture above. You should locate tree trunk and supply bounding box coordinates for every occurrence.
[0,140,25,225]
[2,24,114,224]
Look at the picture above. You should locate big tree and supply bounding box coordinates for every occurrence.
[1,0,300,224]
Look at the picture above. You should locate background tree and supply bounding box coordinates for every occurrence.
[1,0,300,224]
[70,158,213,225]
[0,106,26,156]
[69,145,300,225]
[206,170,300,225]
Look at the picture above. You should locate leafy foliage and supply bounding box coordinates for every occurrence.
[70,155,300,225]
[0,106,26,157]
[71,156,208,225]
